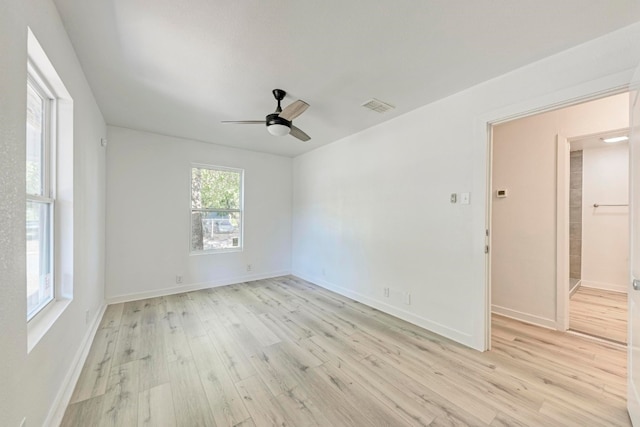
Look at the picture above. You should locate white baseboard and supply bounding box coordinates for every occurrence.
[570,280,581,296]
[291,272,476,349]
[44,303,107,427]
[580,280,627,294]
[491,304,557,330]
[106,270,292,304]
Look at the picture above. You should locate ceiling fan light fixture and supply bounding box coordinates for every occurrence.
[267,123,291,136]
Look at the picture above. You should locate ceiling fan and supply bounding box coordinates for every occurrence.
[222,89,311,141]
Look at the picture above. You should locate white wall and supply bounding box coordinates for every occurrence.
[105,126,292,301]
[292,23,640,350]
[582,144,629,292]
[0,0,107,425]
[491,94,628,327]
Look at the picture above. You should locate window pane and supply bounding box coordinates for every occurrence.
[27,201,53,318]
[191,168,241,210]
[26,83,45,196]
[192,211,241,251]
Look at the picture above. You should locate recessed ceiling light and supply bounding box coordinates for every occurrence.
[602,136,628,143]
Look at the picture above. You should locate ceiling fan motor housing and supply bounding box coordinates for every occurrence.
[266,113,291,129]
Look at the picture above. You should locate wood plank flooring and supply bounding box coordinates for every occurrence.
[570,286,628,344]
[62,276,629,426]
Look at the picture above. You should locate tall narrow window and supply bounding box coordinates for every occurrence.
[26,76,55,320]
[191,165,243,253]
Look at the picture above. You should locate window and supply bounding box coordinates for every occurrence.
[191,165,243,253]
[26,28,74,350]
[26,72,55,320]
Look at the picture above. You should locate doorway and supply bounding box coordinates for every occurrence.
[488,92,630,344]
[567,130,629,344]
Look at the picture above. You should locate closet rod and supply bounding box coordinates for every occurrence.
[593,203,628,207]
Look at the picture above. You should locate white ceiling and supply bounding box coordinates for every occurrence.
[53,0,640,157]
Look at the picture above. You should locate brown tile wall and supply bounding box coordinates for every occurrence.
[569,150,582,283]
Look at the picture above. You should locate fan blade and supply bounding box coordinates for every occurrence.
[221,120,265,124]
[279,100,309,121]
[290,125,311,142]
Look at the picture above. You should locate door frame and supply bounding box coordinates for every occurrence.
[628,87,640,425]
[557,133,570,332]
[481,80,631,351]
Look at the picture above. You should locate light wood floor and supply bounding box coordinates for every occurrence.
[570,286,628,344]
[62,276,629,426]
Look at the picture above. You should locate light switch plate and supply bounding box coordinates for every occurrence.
[450,193,457,203]
[461,192,470,204]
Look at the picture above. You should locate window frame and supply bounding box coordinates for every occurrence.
[26,28,75,352]
[189,164,244,255]
[26,63,57,322]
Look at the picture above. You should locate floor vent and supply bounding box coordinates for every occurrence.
[361,98,395,113]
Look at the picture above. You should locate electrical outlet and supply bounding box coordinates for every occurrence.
[247,264,252,272]
[85,309,90,324]
[384,287,390,297]
[176,275,183,284]
[405,292,411,305]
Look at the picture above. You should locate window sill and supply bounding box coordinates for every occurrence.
[27,298,71,353]
[189,248,244,256]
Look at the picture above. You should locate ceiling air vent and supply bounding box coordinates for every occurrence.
[361,98,395,113]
